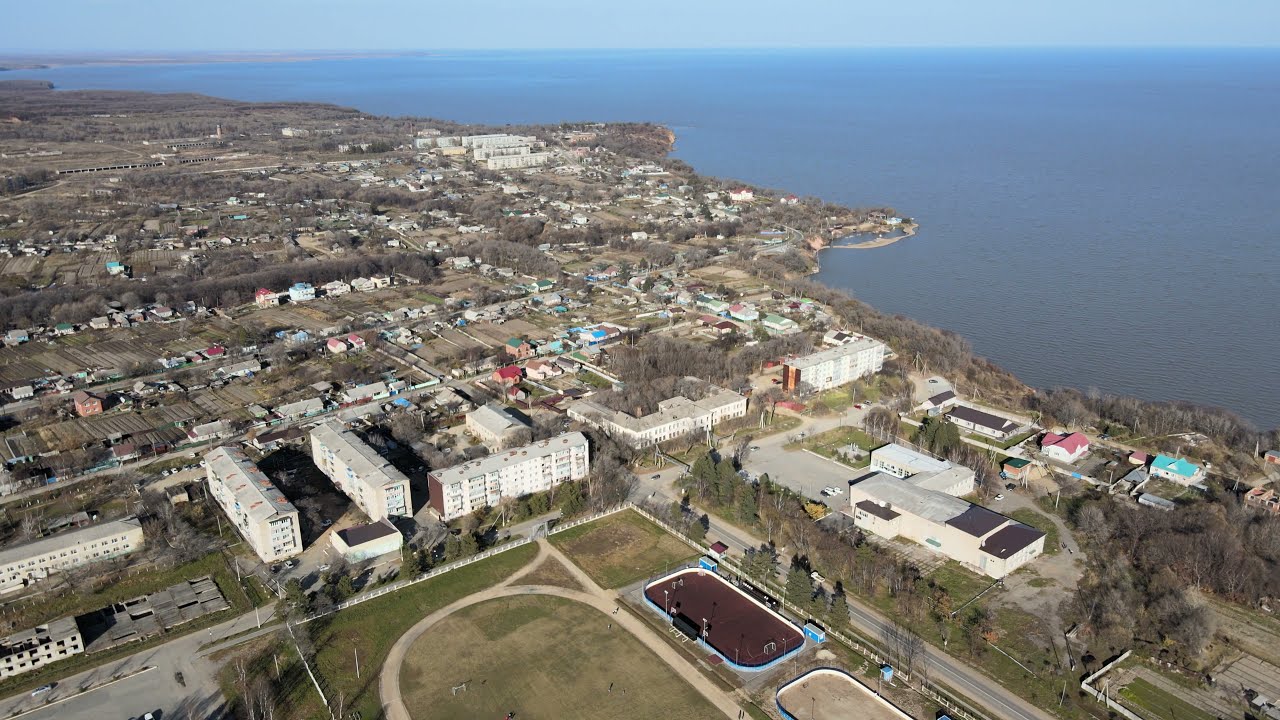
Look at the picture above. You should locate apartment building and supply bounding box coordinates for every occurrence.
[428,432,589,520]
[782,336,886,393]
[0,617,83,679]
[310,420,412,521]
[0,517,145,594]
[205,446,302,563]
[566,384,748,449]
[486,152,551,171]
[848,472,1044,578]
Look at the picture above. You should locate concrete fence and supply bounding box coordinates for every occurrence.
[1080,650,1145,720]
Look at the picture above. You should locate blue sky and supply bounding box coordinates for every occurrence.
[3,0,1277,52]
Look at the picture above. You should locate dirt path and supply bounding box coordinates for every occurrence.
[378,540,743,720]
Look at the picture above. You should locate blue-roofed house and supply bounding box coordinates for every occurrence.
[1149,454,1205,485]
[288,282,316,302]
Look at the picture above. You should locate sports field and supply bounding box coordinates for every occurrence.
[776,668,911,720]
[549,509,699,588]
[399,595,722,720]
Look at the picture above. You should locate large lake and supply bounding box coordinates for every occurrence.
[6,49,1278,429]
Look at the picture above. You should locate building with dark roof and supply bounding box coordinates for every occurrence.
[331,519,403,562]
[946,405,1021,440]
[846,472,1045,578]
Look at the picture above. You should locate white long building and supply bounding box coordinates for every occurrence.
[0,517,145,594]
[782,336,886,393]
[206,446,302,563]
[567,385,748,449]
[486,152,551,171]
[310,420,412,522]
[428,432,589,520]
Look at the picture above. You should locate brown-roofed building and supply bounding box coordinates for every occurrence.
[72,391,104,417]
[331,519,403,561]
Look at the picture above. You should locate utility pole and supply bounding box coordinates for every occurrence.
[354,646,360,679]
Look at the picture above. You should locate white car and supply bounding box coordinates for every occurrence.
[994,493,1005,501]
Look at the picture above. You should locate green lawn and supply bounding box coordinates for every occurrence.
[304,543,539,720]
[1006,508,1061,555]
[550,509,699,588]
[929,561,997,605]
[1120,677,1217,720]
[399,595,725,720]
[784,426,878,467]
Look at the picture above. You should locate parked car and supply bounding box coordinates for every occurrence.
[31,684,53,697]
[318,564,331,572]
[994,493,1005,501]
[1005,483,1016,491]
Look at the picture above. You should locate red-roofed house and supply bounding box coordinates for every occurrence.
[326,338,349,354]
[492,365,523,386]
[1128,451,1149,466]
[203,345,226,360]
[255,288,279,308]
[1040,432,1090,463]
[346,333,367,351]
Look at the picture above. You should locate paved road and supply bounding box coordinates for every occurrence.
[0,603,279,720]
[377,540,743,720]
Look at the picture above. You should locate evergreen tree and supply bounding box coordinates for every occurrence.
[687,513,709,542]
[734,485,757,525]
[715,459,738,505]
[691,454,716,500]
[784,566,813,608]
[829,590,850,629]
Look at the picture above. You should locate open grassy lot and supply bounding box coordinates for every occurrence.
[929,560,997,605]
[302,543,538,720]
[1119,677,1217,720]
[550,509,699,588]
[1006,508,1061,555]
[400,595,723,720]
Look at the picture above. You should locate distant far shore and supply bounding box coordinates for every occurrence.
[0,51,431,71]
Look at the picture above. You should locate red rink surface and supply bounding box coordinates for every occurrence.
[644,568,804,668]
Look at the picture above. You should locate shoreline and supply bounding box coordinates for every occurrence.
[828,224,917,250]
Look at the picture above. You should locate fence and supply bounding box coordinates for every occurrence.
[1079,650,1145,720]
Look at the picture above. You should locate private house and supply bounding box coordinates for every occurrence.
[4,330,29,345]
[326,338,349,354]
[946,405,1020,441]
[1264,450,1280,466]
[762,314,800,335]
[89,316,110,330]
[321,280,351,297]
[287,282,315,303]
[848,473,1044,578]
[342,382,388,404]
[728,188,755,203]
[492,365,523,387]
[728,303,760,322]
[254,288,279,308]
[1149,454,1205,486]
[274,397,325,421]
[1039,432,1090,463]
[346,333,367,351]
[696,296,731,314]
[71,391,104,417]
[524,358,562,380]
[187,420,231,444]
[504,338,535,360]
[1244,487,1280,515]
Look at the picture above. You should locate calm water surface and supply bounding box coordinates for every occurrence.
[7,49,1278,428]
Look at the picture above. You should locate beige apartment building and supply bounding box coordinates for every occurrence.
[428,432,589,520]
[310,420,412,521]
[0,517,144,594]
[205,446,303,563]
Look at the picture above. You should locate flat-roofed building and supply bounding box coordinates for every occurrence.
[847,472,1043,578]
[782,336,886,393]
[205,447,302,563]
[428,432,589,520]
[310,420,412,521]
[331,519,403,562]
[486,152,551,171]
[0,517,145,594]
[870,443,976,496]
[567,384,747,449]
[0,617,83,678]
[465,402,531,450]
